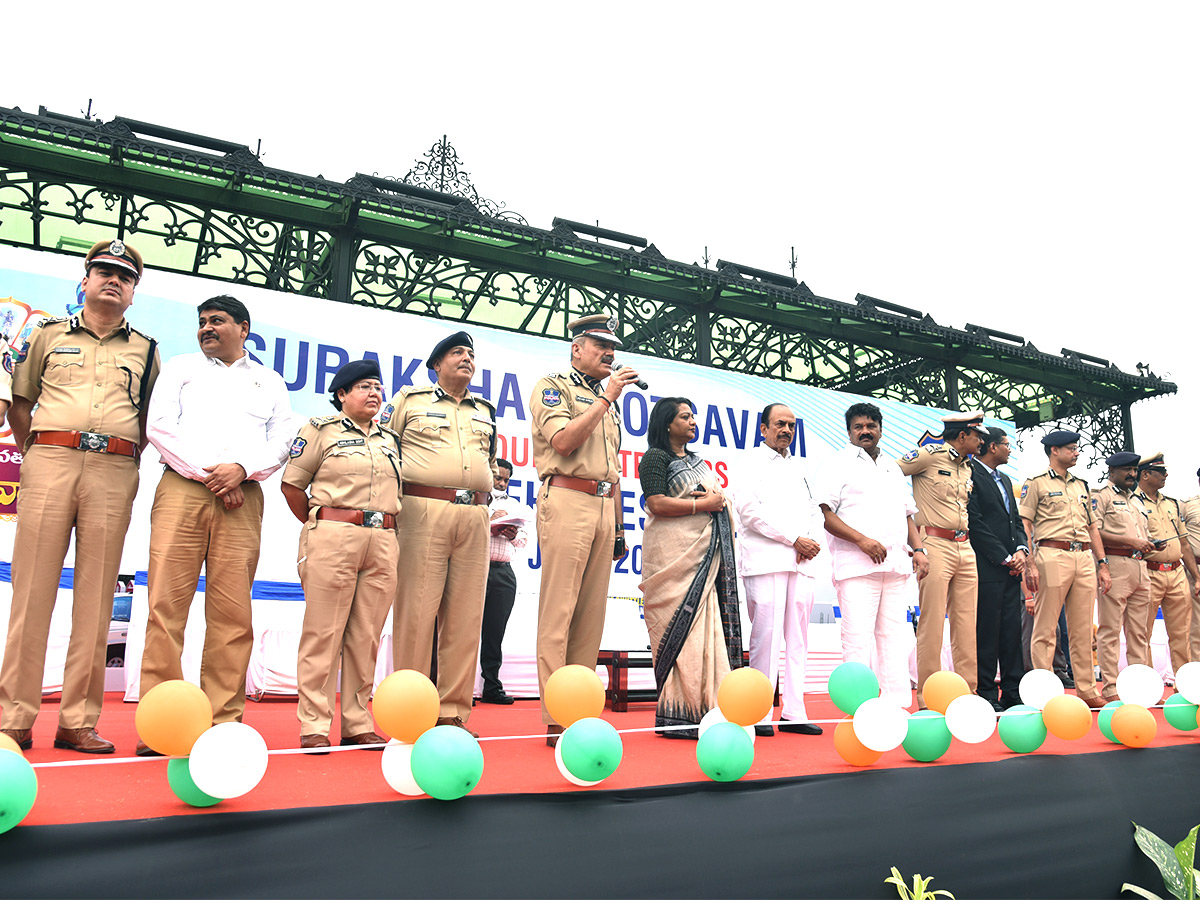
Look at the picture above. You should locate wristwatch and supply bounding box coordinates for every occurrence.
[912,547,928,555]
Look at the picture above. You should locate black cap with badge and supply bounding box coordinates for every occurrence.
[1105,451,1140,468]
[1040,430,1080,448]
[329,359,383,411]
[425,331,474,369]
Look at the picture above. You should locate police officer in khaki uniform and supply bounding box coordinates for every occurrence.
[530,313,641,744]
[0,239,160,753]
[1092,451,1154,700]
[381,331,496,736]
[898,411,988,707]
[1019,430,1112,708]
[282,360,401,752]
[1179,468,1200,663]
[1133,453,1199,676]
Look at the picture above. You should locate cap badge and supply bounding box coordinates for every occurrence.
[109,240,126,257]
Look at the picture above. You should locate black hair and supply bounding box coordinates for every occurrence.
[197,294,251,327]
[760,402,787,427]
[979,426,1007,456]
[647,397,695,452]
[496,458,513,474]
[844,402,882,429]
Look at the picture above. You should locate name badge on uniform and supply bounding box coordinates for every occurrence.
[575,395,595,405]
[471,414,494,425]
[52,347,82,354]
[937,469,951,476]
[542,388,561,407]
[336,438,365,447]
[1048,491,1063,497]
[423,411,447,419]
[1113,500,1126,506]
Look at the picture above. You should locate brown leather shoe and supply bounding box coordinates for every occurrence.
[300,734,331,755]
[340,731,386,749]
[53,727,115,754]
[1081,694,1107,709]
[135,740,163,757]
[546,724,564,747]
[436,716,479,738]
[1,728,32,751]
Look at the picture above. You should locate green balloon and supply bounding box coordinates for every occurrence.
[0,750,38,834]
[1163,694,1200,732]
[902,710,952,762]
[1098,700,1124,743]
[828,662,881,715]
[410,725,484,801]
[167,757,222,808]
[559,718,623,783]
[696,721,754,782]
[997,705,1047,754]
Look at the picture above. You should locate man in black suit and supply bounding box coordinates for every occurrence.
[968,427,1029,710]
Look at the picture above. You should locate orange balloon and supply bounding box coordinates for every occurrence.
[835,717,883,767]
[135,679,212,756]
[545,665,606,727]
[923,671,970,714]
[0,733,23,756]
[717,667,774,727]
[1111,703,1157,748]
[1042,694,1091,740]
[372,669,440,743]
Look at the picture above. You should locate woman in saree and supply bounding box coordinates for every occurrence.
[638,397,744,738]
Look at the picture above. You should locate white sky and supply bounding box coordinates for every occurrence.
[7,1,1198,488]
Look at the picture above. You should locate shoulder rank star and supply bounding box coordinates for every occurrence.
[541,388,561,407]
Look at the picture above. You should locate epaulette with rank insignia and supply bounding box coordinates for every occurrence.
[37,316,68,328]
[309,414,341,427]
[403,385,435,395]
[129,325,157,343]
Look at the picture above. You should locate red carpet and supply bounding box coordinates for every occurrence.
[16,691,1196,827]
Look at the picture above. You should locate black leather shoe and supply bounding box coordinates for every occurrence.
[1055,671,1075,689]
[778,720,823,735]
[480,691,515,705]
[753,724,775,737]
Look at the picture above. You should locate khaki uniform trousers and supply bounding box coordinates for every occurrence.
[0,446,138,729]
[915,536,978,705]
[1148,567,1192,675]
[141,471,264,724]
[1032,547,1099,699]
[535,483,614,725]
[297,521,397,737]
[1186,567,1200,664]
[1096,556,1151,698]
[392,496,488,720]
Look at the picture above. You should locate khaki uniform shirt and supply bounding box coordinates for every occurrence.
[1093,481,1149,548]
[1179,495,1200,559]
[1018,469,1093,543]
[529,368,620,482]
[0,337,12,404]
[896,442,973,531]
[1135,490,1185,565]
[12,313,160,445]
[282,415,402,525]
[379,385,495,492]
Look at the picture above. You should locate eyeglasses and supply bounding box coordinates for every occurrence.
[349,382,384,394]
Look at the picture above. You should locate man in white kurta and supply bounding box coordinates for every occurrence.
[734,403,825,736]
[817,402,927,708]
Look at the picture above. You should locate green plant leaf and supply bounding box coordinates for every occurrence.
[1132,822,1191,900]
[1121,883,1166,900]
[1173,826,1198,900]
[885,867,911,899]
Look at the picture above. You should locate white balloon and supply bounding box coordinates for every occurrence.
[554,738,602,786]
[1018,668,1064,710]
[381,740,424,796]
[697,707,756,744]
[1117,664,1164,708]
[852,697,910,752]
[188,722,269,800]
[1175,661,1200,705]
[944,694,997,743]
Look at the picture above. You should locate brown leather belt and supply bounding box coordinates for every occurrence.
[316,507,396,529]
[402,483,489,505]
[33,430,138,458]
[1038,540,1091,552]
[1147,560,1183,572]
[547,474,615,497]
[1107,547,1145,560]
[925,526,969,542]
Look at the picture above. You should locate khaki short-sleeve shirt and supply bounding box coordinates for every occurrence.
[281,415,402,522]
[529,369,621,482]
[1179,494,1200,559]
[1018,469,1092,543]
[12,314,160,444]
[0,337,12,404]
[1135,491,1185,564]
[379,385,495,492]
[896,442,973,531]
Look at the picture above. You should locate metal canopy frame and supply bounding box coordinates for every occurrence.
[0,105,1174,463]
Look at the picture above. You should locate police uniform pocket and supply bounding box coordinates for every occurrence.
[326,448,371,479]
[416,416,449,448]
[44,356,84,386]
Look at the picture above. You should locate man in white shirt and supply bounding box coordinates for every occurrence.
[478,458,532,704]
[818,402,928,707]
[137,296,293,752]
[734,403,825,736]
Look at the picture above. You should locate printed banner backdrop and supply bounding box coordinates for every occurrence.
[0,244,1024,694]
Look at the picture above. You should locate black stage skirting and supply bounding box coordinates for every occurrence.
[2,745,1195,898]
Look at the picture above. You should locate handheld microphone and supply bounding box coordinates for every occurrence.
[614,364,649,391]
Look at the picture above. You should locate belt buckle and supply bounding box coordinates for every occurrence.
[453,489,474,505]
[954,530,967,541]
[362,510,384,529]
[596,481,613,497]
[79,431,110,452]
[1068,541,1083,552]
[1132,550,1144,560]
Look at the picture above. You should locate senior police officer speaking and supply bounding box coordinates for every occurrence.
[383,331,497,737]
[530,313,641,745]
[0,239,161,753]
